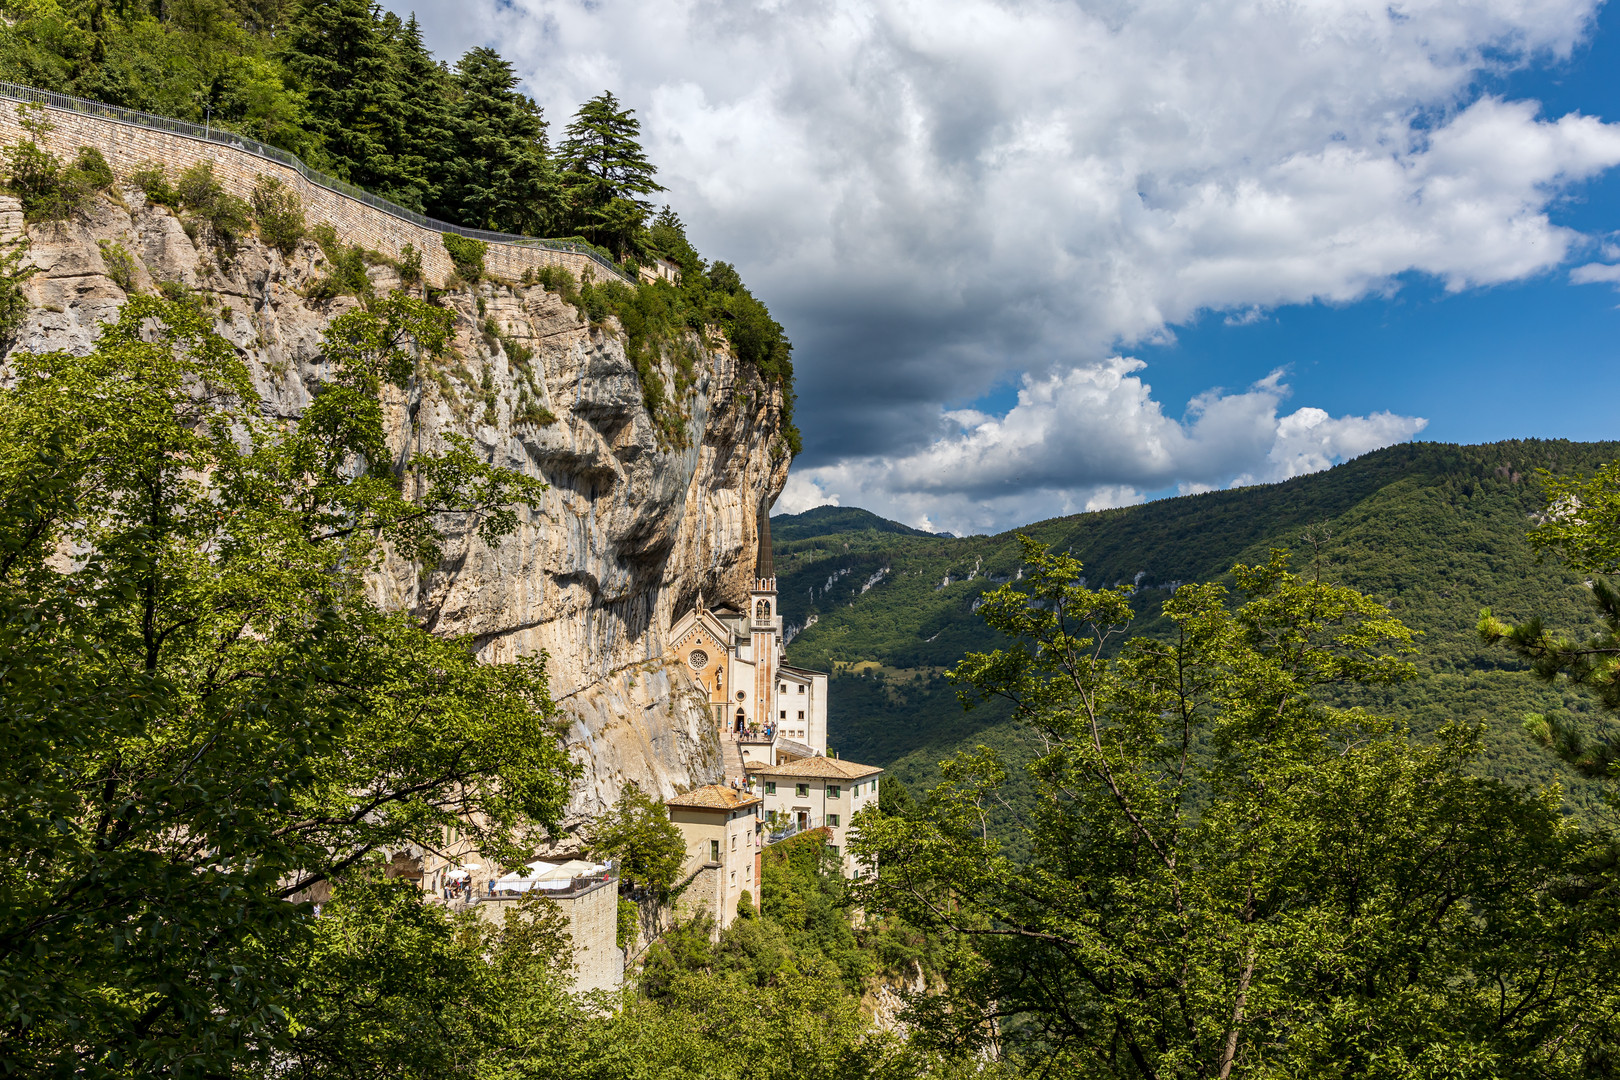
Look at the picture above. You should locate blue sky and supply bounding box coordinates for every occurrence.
[1118,12,1620,453]
[401,0,1620,533]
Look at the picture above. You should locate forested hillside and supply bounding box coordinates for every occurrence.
[781,439,1620,820]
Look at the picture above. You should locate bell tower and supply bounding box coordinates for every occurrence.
[750,499,778,733]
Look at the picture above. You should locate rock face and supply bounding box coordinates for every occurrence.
[1,191,790,831]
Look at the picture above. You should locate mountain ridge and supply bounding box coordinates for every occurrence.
[779,439,1620,821]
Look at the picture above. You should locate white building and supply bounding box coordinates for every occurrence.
[753,756,882,879]
[667,505,829,777]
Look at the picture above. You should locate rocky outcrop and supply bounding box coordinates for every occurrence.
[1,190,790,832]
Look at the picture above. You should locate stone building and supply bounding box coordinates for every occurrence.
[665,784,763,930]
[470,860,623,995]
[667,504,830,780]
[754,756,882,879]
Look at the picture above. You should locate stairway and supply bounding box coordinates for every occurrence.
[720,732,750,784]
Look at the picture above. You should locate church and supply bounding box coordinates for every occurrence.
[667,504,830,776]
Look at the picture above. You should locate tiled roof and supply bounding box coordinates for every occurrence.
[755,755,882,780]
[666,784,761,810]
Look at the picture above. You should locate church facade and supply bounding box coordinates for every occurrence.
[667,506,829,769]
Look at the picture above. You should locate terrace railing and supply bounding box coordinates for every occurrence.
[766,815,824,845]
[0,80,634,285]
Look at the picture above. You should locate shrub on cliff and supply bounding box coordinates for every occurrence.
[3,104,104,222]
[128,160,181,209]
[251,175,306,256]
[442,232,487,283]
[176,160,253,251]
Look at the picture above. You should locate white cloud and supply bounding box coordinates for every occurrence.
[1571,262,1620,286]
[782,361,1426,533]
[393,0,1615,527]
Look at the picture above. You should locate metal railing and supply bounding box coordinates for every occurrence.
[766,815,824,845]
[0,80,634,285]
[478,863,619,901]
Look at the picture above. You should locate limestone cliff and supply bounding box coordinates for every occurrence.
[1,189,790,832]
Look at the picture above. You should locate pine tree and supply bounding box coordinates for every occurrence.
[445,47,559,235]
[560,91,664,259]
[382,13,455,213]
[279,0,409,197]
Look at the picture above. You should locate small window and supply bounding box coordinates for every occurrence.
[746,864,751,879]
[798,685,805,694]
[797,710,804,720]
[852,783,860,797]
[829,845,840,860]
[765,781,776,795]
[710,839,720,862]
[730,871,736,884]
[779,683,786,693]
[796,783,809,798]
[828,814,840,827]
[780,710,786,720]
[828,785,841,799]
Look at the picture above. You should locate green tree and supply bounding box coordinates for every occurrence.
[851,540,1605,1078]
[443,46,559,235]
[0,292,574,1076]
[560,90,664,259]
[270,875,591,1079]
[280,0,411,198]
[1481,459,1620,779]
[385,12,455,213]
[587,780,686,901]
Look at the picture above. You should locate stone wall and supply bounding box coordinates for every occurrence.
[473,883,624,995]
[0,98,623,288]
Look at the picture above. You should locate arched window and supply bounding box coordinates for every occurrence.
[755,599,770,620]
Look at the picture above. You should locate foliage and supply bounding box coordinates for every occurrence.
[0,291,572,1075]
[877,773,915,818]
[559,91,664,260]
[175,159,253,251]
[251,174,306,256]
[97,237,136,292]
[1480,459,1620,781]
[71,144,114,189]
[397,241,423,285]
[4,102,98,220]
[587,781,687,902]
[634,833,959,1078]
[0,232,35,341]
[618,898,640,949]
[441,232,486,283]
[849,540,1611,1077]
[448,47,560,234]
[271,876,586,1079]
[128,159,180,209]
[308,221,372,300]
[778,441,1620,822]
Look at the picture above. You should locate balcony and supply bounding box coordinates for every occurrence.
[765,814,825,845]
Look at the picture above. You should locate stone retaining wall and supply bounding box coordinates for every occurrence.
[0,99,619,288]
